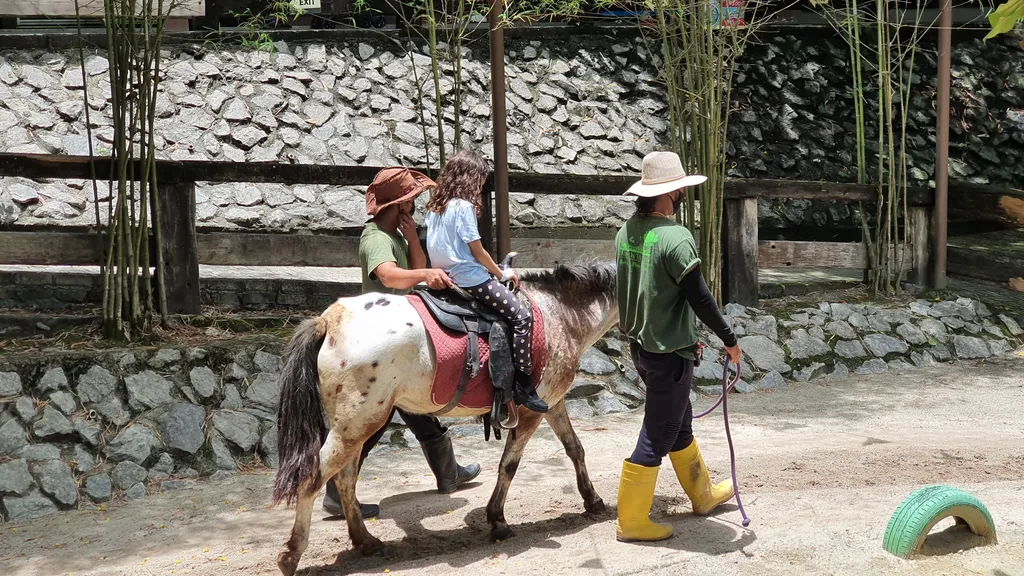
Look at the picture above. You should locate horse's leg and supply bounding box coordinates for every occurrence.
[486,408,544,541]
[278,430,348,576]
[544,399,606,514]
[335,453,384,555]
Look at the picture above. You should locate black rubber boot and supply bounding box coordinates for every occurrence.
[419,431,482,494]
[514,371,549,413]
[322,478,379,519]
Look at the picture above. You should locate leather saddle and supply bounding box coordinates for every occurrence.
[412,283,534,440]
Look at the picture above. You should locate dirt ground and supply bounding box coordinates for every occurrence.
[3,355,1024,576]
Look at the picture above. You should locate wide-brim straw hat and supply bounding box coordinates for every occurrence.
[365,167,437,216]
[625,151,708,197]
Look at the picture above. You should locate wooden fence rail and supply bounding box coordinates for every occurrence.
[0,152,948,312]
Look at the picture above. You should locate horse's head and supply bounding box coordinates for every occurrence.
[520,260,619,351]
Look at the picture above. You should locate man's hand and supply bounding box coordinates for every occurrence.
[398,214,418,241]
[725,344,742,365]
[422,268,454,290]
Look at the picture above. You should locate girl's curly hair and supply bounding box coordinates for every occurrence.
[425,148,490,214]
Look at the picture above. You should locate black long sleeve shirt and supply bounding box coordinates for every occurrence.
[679,268,738,349]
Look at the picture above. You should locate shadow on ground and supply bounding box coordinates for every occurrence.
[300,487,755,575]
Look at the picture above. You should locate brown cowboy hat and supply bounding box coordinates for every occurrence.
[365,167,437,216]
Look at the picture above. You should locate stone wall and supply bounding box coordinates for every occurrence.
[0,333,646,522]
[0,337,286,522]
[0,28,1020,235]
[1,291,1021,522]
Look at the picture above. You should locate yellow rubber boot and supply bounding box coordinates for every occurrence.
[615,459,674,543]
[668,437,735,515]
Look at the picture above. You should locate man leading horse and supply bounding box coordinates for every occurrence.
[320,167,482,519]
[614,151,744,542]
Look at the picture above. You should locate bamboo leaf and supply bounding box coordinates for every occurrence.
[985,0,1024,40]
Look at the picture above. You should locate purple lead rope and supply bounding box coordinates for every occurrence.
[693,362,751,527]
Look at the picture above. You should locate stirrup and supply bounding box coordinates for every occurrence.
[490,395,519,431]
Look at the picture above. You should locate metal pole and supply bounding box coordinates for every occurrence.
[932,0,951,289]
[488,0,511,259]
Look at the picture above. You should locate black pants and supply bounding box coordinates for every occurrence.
[629,341,695,467]
[356,408,447,467]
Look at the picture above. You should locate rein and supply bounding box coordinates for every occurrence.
[693,362,751,527]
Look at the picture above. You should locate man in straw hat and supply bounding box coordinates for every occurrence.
[321,167,481,519]
[614,151,743,542]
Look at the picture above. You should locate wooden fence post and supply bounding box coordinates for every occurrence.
[479,187,495,258]
[157,181,201,314]
[723,197,759,306]
[909,206,932,286]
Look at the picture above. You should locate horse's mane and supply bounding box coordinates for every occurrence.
[520,260,617,310]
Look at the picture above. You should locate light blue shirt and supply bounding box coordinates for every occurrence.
[425,198,491,288]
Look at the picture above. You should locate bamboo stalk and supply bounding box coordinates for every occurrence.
[426,0,446,165]
[151,0,170,324]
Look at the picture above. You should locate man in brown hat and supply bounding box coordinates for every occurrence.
[321,166,481,519]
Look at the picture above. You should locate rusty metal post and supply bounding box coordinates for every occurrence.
[488,0,511,259]
[932,0,952,289]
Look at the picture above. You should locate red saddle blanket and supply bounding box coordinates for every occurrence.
[406,292,547,410]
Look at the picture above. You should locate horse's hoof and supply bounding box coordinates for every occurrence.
[491,523,515,542]
[359,537,385,557]
[277,550,300,576]
[585,498,607,515]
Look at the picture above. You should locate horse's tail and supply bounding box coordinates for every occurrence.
[273,316,329,506]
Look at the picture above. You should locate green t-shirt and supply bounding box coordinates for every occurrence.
[615,215,702,360]
[359,222,411,295]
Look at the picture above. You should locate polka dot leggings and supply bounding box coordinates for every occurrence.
[468,279,532,373]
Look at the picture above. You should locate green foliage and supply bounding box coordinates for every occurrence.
[507,0,623,22]
[74,0,184,339]
[637,0,761,302]
[985,0,1024,39]
[230,1,301,52]
[811,0,931,296]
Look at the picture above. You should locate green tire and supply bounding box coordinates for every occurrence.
[883,485,997,559]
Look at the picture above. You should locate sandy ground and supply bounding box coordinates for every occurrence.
[3,355,1024,576]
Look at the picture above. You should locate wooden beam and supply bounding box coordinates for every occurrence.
[723,198,759,306]
[196,232,361,267]
[0,153,936,205]
[157,182,200,314]
[908,206,932,285]
[759,241,868,269]
[509,236,616,268]
[727,179,935,206]
[947,229,1024,283]
[948,181,1024,228]
[1,228,622,269]
[0,0,205,16]
[0,231,101,265]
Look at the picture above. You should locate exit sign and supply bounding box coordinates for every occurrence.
[291,0,322,13]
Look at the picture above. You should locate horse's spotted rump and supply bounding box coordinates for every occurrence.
[273,263,620,573]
